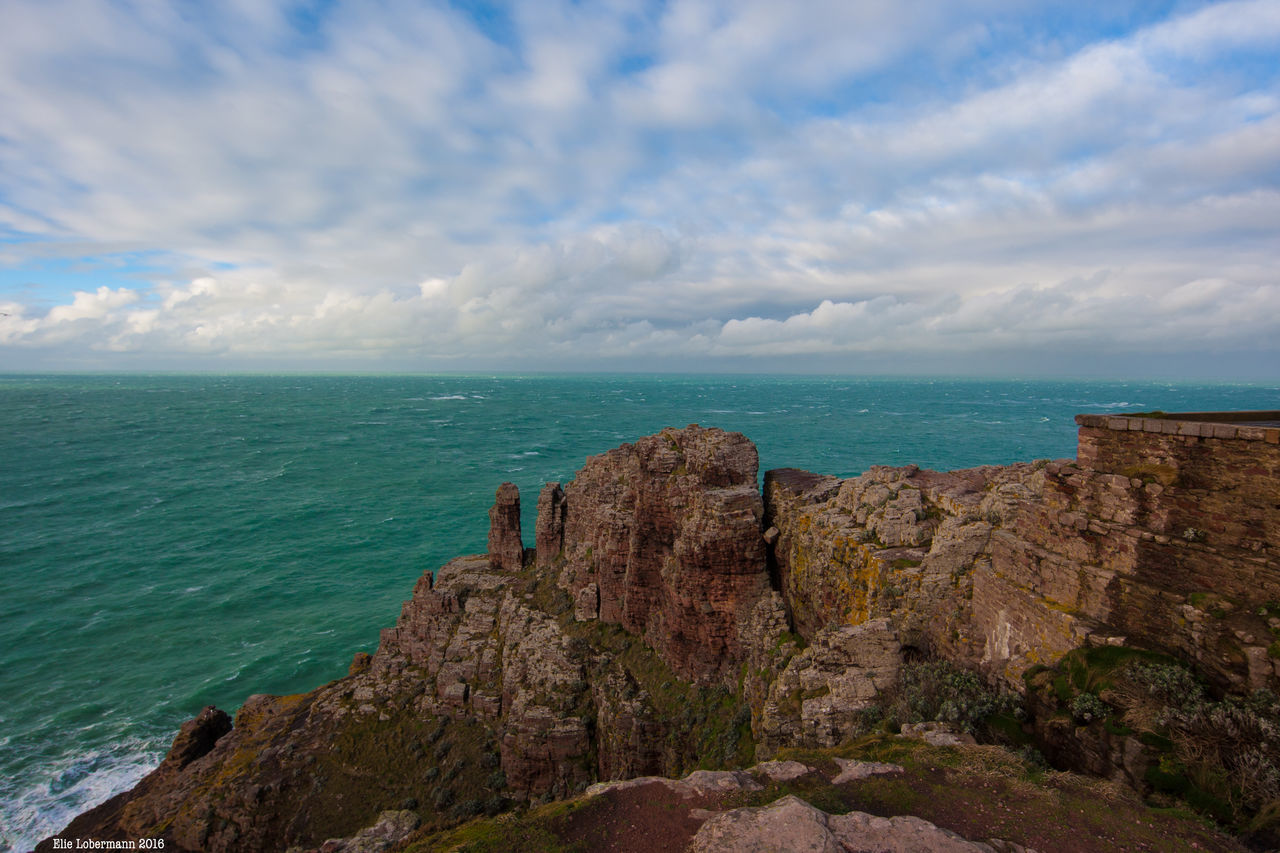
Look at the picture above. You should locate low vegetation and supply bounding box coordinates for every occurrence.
[1028,645,1280,843]
[407,734,1240,853]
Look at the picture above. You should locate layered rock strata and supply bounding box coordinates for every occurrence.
[765,414,1279,694]
[40,426,793,852]
[486,481,523,571]
[757,618,901,753]
[689,794,1008,853]
[41,415,1280,851]
[534,482,565,568]
[552,425,787,685]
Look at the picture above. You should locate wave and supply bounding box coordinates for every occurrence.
[0,740,162,853]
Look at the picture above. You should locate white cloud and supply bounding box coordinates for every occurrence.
[0,0,1277,372]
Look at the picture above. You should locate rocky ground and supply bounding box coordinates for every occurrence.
[39,421,1279,852]
[416,734,1245,853]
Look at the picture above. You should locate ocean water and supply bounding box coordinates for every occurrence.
[1,373,1275,851]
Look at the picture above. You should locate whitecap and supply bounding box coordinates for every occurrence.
[430,395,467,401]
[1,740,162,853]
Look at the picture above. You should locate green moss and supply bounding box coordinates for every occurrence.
[311,708,500,839]
[407,805,586,853]
[1055,645,1183,698]
[558,606,755,773]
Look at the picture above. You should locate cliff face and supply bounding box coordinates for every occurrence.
[765,416,1280,697]
[553,425,786,686]
[41,416,1280,852]
[41,426,793,852]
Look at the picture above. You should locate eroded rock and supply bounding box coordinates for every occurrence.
[488,481,523,571]
[689,795,1001,853]
[758,618,902,753]
[554,425,783,685]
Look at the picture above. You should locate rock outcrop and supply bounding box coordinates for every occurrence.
[764,462,1035,676]
[40,415,1279,852]
[758,618,901,754]
[689,795,1005,853]
[534,482,566,568]
[486,482,523,571]
[311,810,420,853]
[765,414,1280,694]
[40,425,791,852]
[553,425,787,685]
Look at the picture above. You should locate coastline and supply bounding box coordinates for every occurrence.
[4,376,1278,851]
[33,411,1280,851]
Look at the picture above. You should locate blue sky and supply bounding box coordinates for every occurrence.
[0,0,1277,376]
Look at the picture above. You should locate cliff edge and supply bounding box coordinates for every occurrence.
[39,416,1279,852]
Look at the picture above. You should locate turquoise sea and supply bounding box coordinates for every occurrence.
[2,374,1276,851]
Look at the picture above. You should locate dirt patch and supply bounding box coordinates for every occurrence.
[409,740,1247,853]
[553,781,716,853]
[834,744,1244,853]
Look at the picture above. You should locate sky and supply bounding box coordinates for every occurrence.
[0,0,1277,377]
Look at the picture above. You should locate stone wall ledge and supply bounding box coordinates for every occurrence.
[1076,412,1280,444]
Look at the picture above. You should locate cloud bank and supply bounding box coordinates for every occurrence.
[1,0,1277,375]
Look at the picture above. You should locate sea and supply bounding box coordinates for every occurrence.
[1,373,1276,851]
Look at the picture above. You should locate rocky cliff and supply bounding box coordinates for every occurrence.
[40,416,1279,852]
[765,413,1279,696]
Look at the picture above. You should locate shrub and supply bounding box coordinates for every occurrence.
[1161,691,1280,817]
[449,798,485,818]
[1070,692,1109,724]
[1117,658,1280,828]
[1017,745,1048,769]
[881,660,1021,735]
[1122,660,1205,712]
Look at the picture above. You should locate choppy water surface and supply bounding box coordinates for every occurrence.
[1,373,1275,850]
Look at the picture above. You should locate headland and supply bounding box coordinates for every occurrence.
[40,413,1280,851]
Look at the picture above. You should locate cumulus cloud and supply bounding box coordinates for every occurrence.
[0,0,1276,373]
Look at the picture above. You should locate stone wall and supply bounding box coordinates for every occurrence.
[41,415,1280,852]
[767,411,1280,694]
